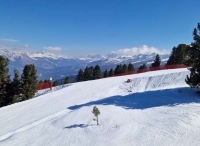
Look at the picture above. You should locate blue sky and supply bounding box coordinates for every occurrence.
[0,0,199,57]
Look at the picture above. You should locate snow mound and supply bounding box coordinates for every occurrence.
[119,71,189,93]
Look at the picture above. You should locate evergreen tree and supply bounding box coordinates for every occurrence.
[12,95,18,104]
[0,56,10,107]
[143,64,147,69]
[39,80,43,83]
[103,69,109,78]
[176,44,186,64]
[83,66,90,81]
[5,80,13,105]
[9,69,21,103]
[114,64,123,75]
[92,106,100,125]
[114,65,119,75]
[186,23,200,88]
[21,64,38,100]
[139,63,147,70]
[167,44,190,65]
[109,69,114,77]
[185,45,196,66]
[167,46,177,65]
[151,54,161,67]
[122,64,128,73]
[88,66,94,80]
[12,69,21,95]
[64,76,70,84]
[128,63,135,72]
[77,69,84,82]
[44,79,49,83]
[93,65,102,79]
[53,80,59,86]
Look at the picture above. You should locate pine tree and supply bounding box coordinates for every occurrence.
[44,79,49,83]
[103,69,109,78]
[167,47,177,65]
[9,69,21,103]
[88,66,94,80]
[0,56,10,107]
[185,22,200,88]
[77,69,84,82]
[92,106,100,125]
[21,64,38,100]
[114,65,119,75]
[53,80,59,86]
[93,65,102,79]
[128,63,135,72]
[151,54,161,67]
[185,45,196,66]
[176,44,186,64]
[114,64,123,75]
[64,76,70,84]
[139,63,147,70]
[109,69,114,77]
[143,64,147,69]
[166,44,189,65]
[122,64,128,73]
[12,69,21,95]
[83,66,90,81]
[39,80,43,83]
[12,95,18,104]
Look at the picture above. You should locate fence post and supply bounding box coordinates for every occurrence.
[50,77,52,90]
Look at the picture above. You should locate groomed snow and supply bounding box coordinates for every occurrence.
[1,68,200,146]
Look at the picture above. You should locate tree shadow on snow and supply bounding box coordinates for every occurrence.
[68,87,200,110]
[64,124,91,129]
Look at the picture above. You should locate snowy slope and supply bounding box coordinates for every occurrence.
[1,68,200,146]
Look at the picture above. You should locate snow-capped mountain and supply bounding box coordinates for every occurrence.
[0,49,68,60]
[0,49,170,80]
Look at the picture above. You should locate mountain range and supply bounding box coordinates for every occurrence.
[0,48,170,81]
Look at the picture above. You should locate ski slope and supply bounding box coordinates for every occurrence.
[1,68,200,146]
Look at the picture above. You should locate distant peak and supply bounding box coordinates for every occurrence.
[0,48,70,60]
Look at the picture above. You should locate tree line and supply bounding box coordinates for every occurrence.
[76,55,161,82]
[160,22,200,89]
[0,57,38,107]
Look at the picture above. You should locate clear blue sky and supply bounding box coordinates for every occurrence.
[0,0,199,57]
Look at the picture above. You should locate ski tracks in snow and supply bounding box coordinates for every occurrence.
[119,71,189,94]
[0,109,72,143]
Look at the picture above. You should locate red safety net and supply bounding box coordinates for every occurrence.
[36,64,188,91]
[36,82,50,90]
[111,64,188,77]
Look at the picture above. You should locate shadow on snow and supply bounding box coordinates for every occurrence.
[68,87,200,110]
[36,84,72,97]
[64,124,92,129]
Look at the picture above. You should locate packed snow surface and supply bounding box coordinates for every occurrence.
[1,68,200,146]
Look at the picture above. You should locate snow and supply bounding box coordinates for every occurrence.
[1,68,200,146]
[0,49,69,60]
[28,52,69,60]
